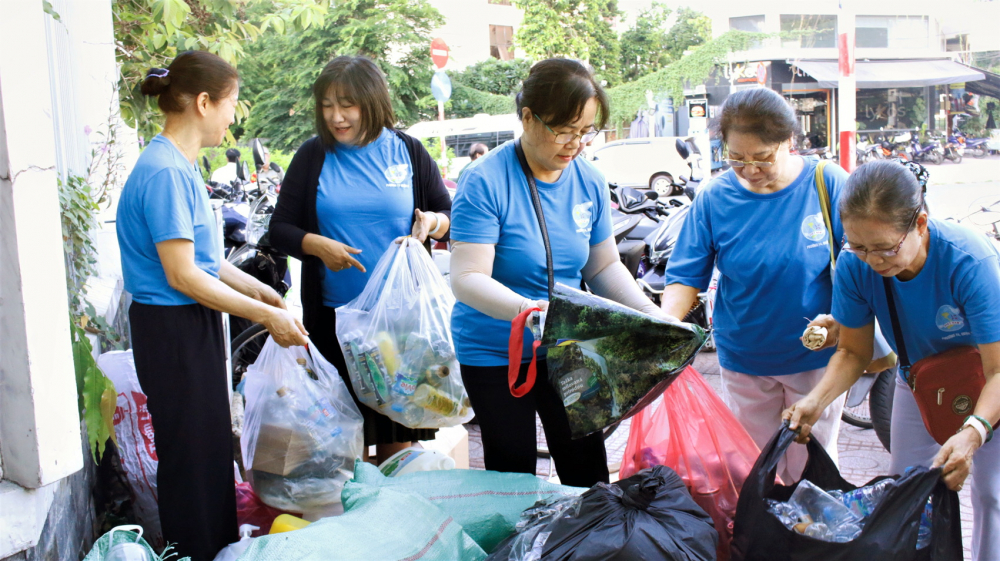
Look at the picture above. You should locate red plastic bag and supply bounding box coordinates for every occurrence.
[235,482,299,536]
[620,366,760,561]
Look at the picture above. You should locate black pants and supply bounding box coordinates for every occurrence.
[461,359,609,488]
[309,305,437,446]
[130,303,237,561]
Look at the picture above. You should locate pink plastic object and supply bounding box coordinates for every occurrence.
[235,482,299,537]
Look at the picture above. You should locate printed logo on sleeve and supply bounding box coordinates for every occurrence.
[573,201,594,234]
[935,305,965,332]
[383,164,410,187]
[801,212,828,243]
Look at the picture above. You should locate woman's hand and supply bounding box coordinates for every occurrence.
[411,209,438,243]
[802,314,840,351]
[262,308,309,348]
[782,395,825,444]
[932,427,981,491]
[309,235,365,273]
[250,281,287,310]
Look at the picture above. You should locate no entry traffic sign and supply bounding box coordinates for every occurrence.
[431,38,449,69]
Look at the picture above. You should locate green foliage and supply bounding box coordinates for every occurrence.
[238,0,444,152]
[421,137,456,175]
[663,7,712,61]
[605,30,767,132]
[73,323,118,464]
[112,0,328,141]
[452,58,531,96]
[513,0,623,86]
[418,85,517,120]
[909,95,927,129]
[619,2,671,83]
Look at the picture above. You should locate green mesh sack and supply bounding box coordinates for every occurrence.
[345,461,585,553]
[237,485,486,561]
[83,525,188,561]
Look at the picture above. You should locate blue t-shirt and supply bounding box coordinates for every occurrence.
[833,219,1000,376]
[665,158,849,376]
[317,128,414,307]
[117,135,221,306]
[450,141,613,367]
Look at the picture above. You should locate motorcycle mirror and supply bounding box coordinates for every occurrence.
[644,190,659,200]
[251,138,265,170]
[238,161,250,181]
[201,155,212,174]
[675,139,690,160]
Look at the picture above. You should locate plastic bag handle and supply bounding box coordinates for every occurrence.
[509,307,542,398]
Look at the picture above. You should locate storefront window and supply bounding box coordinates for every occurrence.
[856,16,929,50]
[730,15,765,49]
[781,15,837,49]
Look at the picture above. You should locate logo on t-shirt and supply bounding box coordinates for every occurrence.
[801,212,828,243]
[383,164,410,187]
[935,305,965,332]
[573,201,594,234]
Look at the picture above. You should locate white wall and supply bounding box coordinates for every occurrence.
[428,0,526,69]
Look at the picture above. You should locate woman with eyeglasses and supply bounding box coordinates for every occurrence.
[660,87,852,484]
[449,59,671,487]
[785,160,1000,559]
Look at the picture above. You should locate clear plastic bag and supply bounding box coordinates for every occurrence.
[241,337,364,512]
[336,238,473,428]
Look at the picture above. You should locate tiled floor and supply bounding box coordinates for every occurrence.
[466,351,976,559]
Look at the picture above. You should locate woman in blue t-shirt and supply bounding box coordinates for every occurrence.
[450,59,672,487]
[269,56,452,464]
[660,87,855,484]
[117,51,308,561]
[786,160,1000,559]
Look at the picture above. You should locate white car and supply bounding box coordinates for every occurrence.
[587,136,699,196]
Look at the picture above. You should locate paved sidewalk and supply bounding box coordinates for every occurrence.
[467,351,976,559]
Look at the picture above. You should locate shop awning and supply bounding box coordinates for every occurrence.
[789,59,985,89]
[963,65,1000,99]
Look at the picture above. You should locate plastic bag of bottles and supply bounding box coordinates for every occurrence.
[336,238,473,428]
[241,337,364,512]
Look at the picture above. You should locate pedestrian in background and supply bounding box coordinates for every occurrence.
[268,55,452,464]
[449,58,672,487]
[659,87,851,484]
[211,147,241,184]
[786,159,1000,560]
[457,142,489,182]
[117,50,307,560]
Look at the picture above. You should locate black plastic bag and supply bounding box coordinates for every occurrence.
[488,465,718,561]
[541,284,707,438]
[731,423,963,561]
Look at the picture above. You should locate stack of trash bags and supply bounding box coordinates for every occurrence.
[731,423,964,561]
[336,238,474,428]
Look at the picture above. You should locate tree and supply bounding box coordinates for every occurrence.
[619,2,671,83]
[663,7,712,61]
[453,58,532,96]
[238,0,444,151]
[513,0,622,86]
[112,0,328,141]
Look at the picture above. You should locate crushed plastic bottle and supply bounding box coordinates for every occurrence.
[786,480,862,543]
[916,500,933,549]
[839,478,896,519]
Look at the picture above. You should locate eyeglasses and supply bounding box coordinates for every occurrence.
[533,114,599,145]
[727,158,775,169]
[841,207,921,259]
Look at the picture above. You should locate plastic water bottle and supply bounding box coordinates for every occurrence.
[916,500,933,549]
[839,479,896,519]
[788,480,862,542]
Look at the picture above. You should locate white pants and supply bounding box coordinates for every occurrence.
[720,367,845,484]
[889,375,1000,561]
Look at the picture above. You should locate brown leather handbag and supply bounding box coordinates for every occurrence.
[883,277,996,444]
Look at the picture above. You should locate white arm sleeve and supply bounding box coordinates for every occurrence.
[583,237,662,316]
[450,241,538,322]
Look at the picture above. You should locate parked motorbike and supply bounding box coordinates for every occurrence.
[906,133,944,165]
[934,132,964,164]
[952,129,991,159]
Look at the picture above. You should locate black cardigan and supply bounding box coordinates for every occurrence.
[269,131,452,329]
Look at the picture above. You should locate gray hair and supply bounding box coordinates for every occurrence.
[839,160,926,232]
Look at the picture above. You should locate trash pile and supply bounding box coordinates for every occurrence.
[337,238,473,428]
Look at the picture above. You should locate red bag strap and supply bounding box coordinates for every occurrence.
[509,307,542,398]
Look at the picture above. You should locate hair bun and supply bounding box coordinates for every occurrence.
[140,68,171,97]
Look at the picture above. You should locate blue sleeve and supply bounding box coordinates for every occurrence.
[832,257,875,328]
[956,255,1000,345]
[142,168,196,244]
[589,171,612,246]
[663,190,715,290]
[450,169,501,244]
[825,162,849,259]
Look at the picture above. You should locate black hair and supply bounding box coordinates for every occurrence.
[468,143,488,159]
[225,148,241,163]
[140,51,238,114]
[515,58,609,130]
[716,88,798,145]
[313,56,396,147]
[839,160,927,232]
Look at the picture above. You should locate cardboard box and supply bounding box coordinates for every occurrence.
[251,422,317,476]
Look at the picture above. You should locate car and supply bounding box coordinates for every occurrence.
[586,136,700,196]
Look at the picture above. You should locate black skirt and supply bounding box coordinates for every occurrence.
[129,302,237,561]
[309,305,437,446]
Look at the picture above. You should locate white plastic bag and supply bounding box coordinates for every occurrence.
[96,351,163,550]
[336,238,474,428]
[241,337,364,512]
[377,447,456,477]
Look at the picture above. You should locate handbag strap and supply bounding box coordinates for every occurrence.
[882,277,913,386]
[513,139,555,299]
[814,160,836,271]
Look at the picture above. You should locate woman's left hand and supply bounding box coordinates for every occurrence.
[932,427,981,491]
[411,209,438,243]
[802,314,840,351]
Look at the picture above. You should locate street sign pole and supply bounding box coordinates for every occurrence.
[837,3,856,172]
